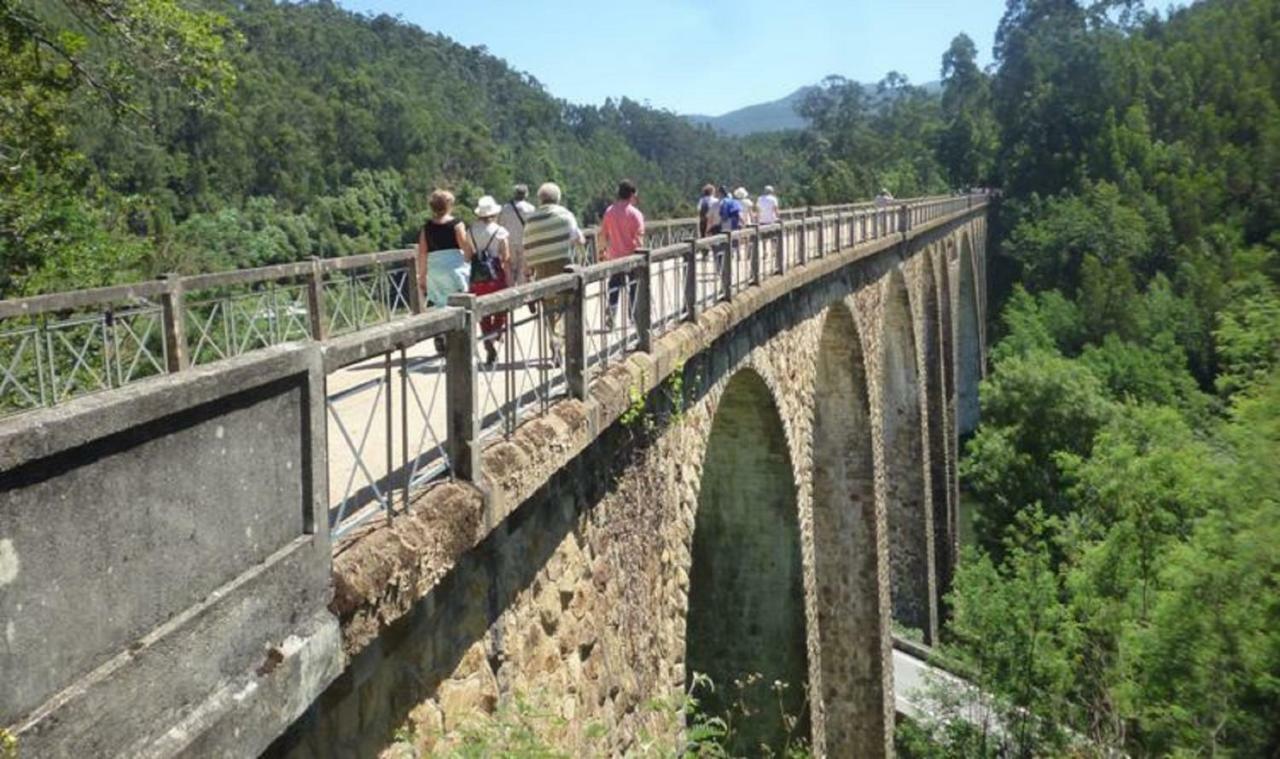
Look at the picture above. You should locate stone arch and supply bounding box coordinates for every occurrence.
[920,250,953,615]
[810,304,889,757]
[957,232,983,436]
[881,269,936,640]
[685,368,810,753]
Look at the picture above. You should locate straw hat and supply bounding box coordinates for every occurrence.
[732,187,749,200]
[473,195,502,217]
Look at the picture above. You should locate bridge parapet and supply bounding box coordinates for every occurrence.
[0,345,342,757]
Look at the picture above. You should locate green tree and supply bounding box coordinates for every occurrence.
[938,34,997,187]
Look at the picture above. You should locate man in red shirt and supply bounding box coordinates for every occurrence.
[597,179,646,329]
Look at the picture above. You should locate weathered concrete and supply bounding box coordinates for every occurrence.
[269,206,988,758]
[0,345,343,758]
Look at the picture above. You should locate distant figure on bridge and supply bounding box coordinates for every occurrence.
[497,184,536,286]
[598,179,646,329]
[469,195,512,368]
[719,186,743,231]
[524,182,586,366]
[756,185,780,224]
[418,190,473,354]
[697,184,718,236]
[875,187,895,234]
[733,187,754,225]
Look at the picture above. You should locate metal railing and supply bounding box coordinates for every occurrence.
[320,309,459,537]
[0,250,421,416]
[0,193,989,538]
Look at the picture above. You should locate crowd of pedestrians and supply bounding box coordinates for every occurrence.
[416,180,781,368]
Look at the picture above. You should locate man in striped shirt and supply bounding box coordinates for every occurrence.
[524,182,585,365]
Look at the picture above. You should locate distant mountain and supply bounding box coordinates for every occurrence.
[686,80,942,137]
[685,87,815,136]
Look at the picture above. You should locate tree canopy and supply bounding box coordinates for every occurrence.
[907,1,1280,756]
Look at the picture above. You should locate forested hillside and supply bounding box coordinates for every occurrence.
[2,0,962,297]
[0,0,804,295]
[904,0,1280,756]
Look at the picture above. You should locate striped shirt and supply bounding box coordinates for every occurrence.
[523,203,584,267]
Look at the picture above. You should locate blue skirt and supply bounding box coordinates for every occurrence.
[426,249,469,307]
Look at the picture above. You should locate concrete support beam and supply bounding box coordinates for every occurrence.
[634,250,653,353]
[445,293,480,482]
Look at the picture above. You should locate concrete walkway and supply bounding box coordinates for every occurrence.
[323,251,724,532]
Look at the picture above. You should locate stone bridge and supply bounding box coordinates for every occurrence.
[0,195,988,757]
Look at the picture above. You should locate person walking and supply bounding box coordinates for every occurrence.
[719,186,743,231]
[697,184,717,237]
[469,195,512,368]
[497,184,536,287]
[597,179,646,330]
[733,187,754,225]
[417,189,474,353]
[523,182,586,365]
[756,185,780,225]
[875,187,895,234]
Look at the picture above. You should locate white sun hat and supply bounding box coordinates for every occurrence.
[474,195,502,218]
[732,187,749,200]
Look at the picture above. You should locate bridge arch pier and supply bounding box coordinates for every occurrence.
[881,268,938,643]
[921,247,955,614]
[956,231,983,437]
[810,304,891,758]
[684,368,810,754]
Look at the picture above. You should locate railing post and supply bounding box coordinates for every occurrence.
[720,231,733,300]
[798,220,808,265]
[635,249,653,353]
[445,293,479,482]
[405,251,424,314]
[775,225,786,275]
[749,225,762,286]
[306,256,328,341]
[684,240,698,323]
[900,204,910,238]
[159,273,188,372]
[817,215,826,258]
[563,267,588,399]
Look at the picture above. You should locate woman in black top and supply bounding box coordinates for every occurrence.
[416,189,473,305]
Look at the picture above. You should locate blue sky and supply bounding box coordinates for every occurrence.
[335,0,1009,116]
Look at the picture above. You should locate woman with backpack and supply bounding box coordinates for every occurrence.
[468,195,512,368]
